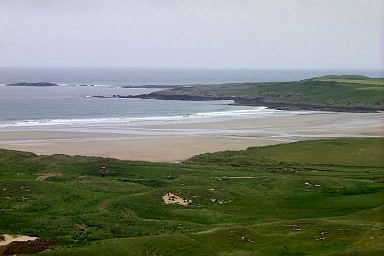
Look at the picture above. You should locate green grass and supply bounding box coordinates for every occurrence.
[186,138,384,167]
[0,138,383,255]
[232,80,384,105]
[356,86,384,91]
[314,77,384,86]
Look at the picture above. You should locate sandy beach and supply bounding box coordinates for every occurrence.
[0,111,382,162]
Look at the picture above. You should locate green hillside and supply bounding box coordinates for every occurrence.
[0,138,383,255]
[138,75,384,112]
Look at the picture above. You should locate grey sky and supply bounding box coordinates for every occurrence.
[0,0,383,69]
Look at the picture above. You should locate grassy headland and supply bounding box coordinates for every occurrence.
[0,138,383,255]
[132,75,384,112]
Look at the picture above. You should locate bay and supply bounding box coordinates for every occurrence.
[0,67,381,128]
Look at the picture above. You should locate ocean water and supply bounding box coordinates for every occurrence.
[1,67,382,86]
[0,67,382,128]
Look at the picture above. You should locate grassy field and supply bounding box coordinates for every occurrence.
[313,76,384,86]
[143,75,384,112]
[0,138,383,255]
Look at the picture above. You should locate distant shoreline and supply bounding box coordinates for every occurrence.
[128,75,384,113]
[128,93,380,113]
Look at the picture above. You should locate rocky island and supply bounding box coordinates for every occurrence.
[5,82,59,87]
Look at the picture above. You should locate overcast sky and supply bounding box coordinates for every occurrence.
[0,0,383,69]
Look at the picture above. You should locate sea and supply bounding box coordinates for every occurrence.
[0,67,382,128]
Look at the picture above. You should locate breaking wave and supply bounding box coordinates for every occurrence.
[0,107,309,128]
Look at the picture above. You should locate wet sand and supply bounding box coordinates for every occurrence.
[0,112,382,162]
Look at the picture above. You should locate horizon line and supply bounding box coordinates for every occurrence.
[0,66,382,71]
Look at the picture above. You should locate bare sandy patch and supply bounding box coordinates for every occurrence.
[0,234,37,246]
[0,235,54,255]
[162,191,191,206]
[36,173,62,181]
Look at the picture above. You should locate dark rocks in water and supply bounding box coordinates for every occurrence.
[112,95,133,98]
[122,85,178,89]
[91,95,135,99]
[131,93,233,101]
[5,82,59,87]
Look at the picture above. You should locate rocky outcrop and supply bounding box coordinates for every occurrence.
[5,82,59,87]
[0,239,55,256]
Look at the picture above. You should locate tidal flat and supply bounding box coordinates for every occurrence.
[0,111,382,163]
